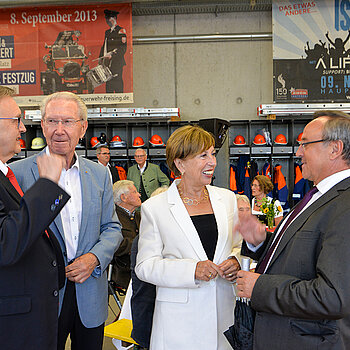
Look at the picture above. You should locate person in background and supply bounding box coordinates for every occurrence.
[127,148,169,202]
[11,91,122,350]
[96,145,120,184]
[135,125,242,350]
[236,194,251,216]
[99,9,127,93]
[130,185,168,349]
[237,111,350,349]
[251,174,283,226]
[112,180,141,289]
[0,86,70,349]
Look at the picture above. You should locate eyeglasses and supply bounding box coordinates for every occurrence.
[134,155,146,158]
[0,116,22,128]
[297,139,327,149]
[44,118,83,128]
[100,152,110,155]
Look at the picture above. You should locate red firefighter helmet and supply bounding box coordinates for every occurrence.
[19,138,26,149]
[110,135,126,148]
[296,132,303,143]
[274,134,287,145]
[133,136,145,147]
[90,136,100,148]
[253,134,266,145]
[233,135,246,145]
[111,135,122,142]
[149,134,164,146]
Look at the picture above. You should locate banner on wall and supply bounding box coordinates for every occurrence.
[273,0,350,102]
[0,3,133,105]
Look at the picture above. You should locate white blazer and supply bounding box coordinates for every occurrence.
[136,180,242,350]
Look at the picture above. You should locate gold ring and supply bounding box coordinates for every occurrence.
[209,272,213,279]
[228,273,233,277]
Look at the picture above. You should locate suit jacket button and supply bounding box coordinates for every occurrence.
[52,260,57,267]
[53,290,58,297]
[50,204,56,211]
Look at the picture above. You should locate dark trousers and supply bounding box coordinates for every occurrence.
[58,280,104,350]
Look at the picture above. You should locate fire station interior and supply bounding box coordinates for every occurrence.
[1,0,324,349]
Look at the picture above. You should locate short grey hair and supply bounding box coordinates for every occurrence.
[313,110,350,165]
[236,194,251,206]
[41,91,88,121]
[113,180,135,204]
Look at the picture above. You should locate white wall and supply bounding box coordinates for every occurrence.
[131,11,273,122]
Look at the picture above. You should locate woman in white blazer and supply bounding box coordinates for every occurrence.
[136,125,242,350]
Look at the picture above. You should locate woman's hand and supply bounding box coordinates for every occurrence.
[195,260,223,281]
[218,257,240,282]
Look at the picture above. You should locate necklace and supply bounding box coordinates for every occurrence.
[178,187,209,206]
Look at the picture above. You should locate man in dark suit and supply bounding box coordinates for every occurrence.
[11,91,122,350]
[99,9,127,93]
[96,145,120,184]
[0,86,70,349]
[237,110,350,349]
[112,180,141,289]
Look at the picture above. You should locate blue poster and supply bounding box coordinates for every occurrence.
[273,0,350,102]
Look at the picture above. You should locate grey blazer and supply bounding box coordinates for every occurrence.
[11,151,122,328]
[245,177,350,350]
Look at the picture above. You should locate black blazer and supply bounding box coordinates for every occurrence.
[242,177,350,349]
[109,165,120,184]
[130,235,156,349]
[0,173,69,350]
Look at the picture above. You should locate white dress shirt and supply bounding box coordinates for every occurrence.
[46,148,82,261]
[138,161,147,175]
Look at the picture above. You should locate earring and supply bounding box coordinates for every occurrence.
[181,171,185,176]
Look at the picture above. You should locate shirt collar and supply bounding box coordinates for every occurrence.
[138,161,147,172]
[117,205,135,217]
[45,146,80,171]
[98,160,110,168]
[316,169,350,194]
[0,160,8,176]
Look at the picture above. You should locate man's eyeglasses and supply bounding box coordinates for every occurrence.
[0,116,22,128]
[297,139,327,149]
[100,152,110,156]
[44,118,83,128]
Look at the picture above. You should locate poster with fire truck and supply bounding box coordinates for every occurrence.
[0,3,133,105]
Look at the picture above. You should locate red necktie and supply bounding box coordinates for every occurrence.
[256,186,318,273]
[6,168,24,197]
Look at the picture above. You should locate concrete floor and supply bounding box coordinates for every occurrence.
[65,294,126,350]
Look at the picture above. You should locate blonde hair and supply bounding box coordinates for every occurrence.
[166,125,215,176]
[150,186,168,197]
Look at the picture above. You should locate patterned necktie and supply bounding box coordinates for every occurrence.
[6,168,24,197]
[256,186,318,274]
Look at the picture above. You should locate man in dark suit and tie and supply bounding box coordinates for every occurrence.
[11,91,122,350]
[237,110,350,350]
[0,86,70,349]
[96,145,120,184]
